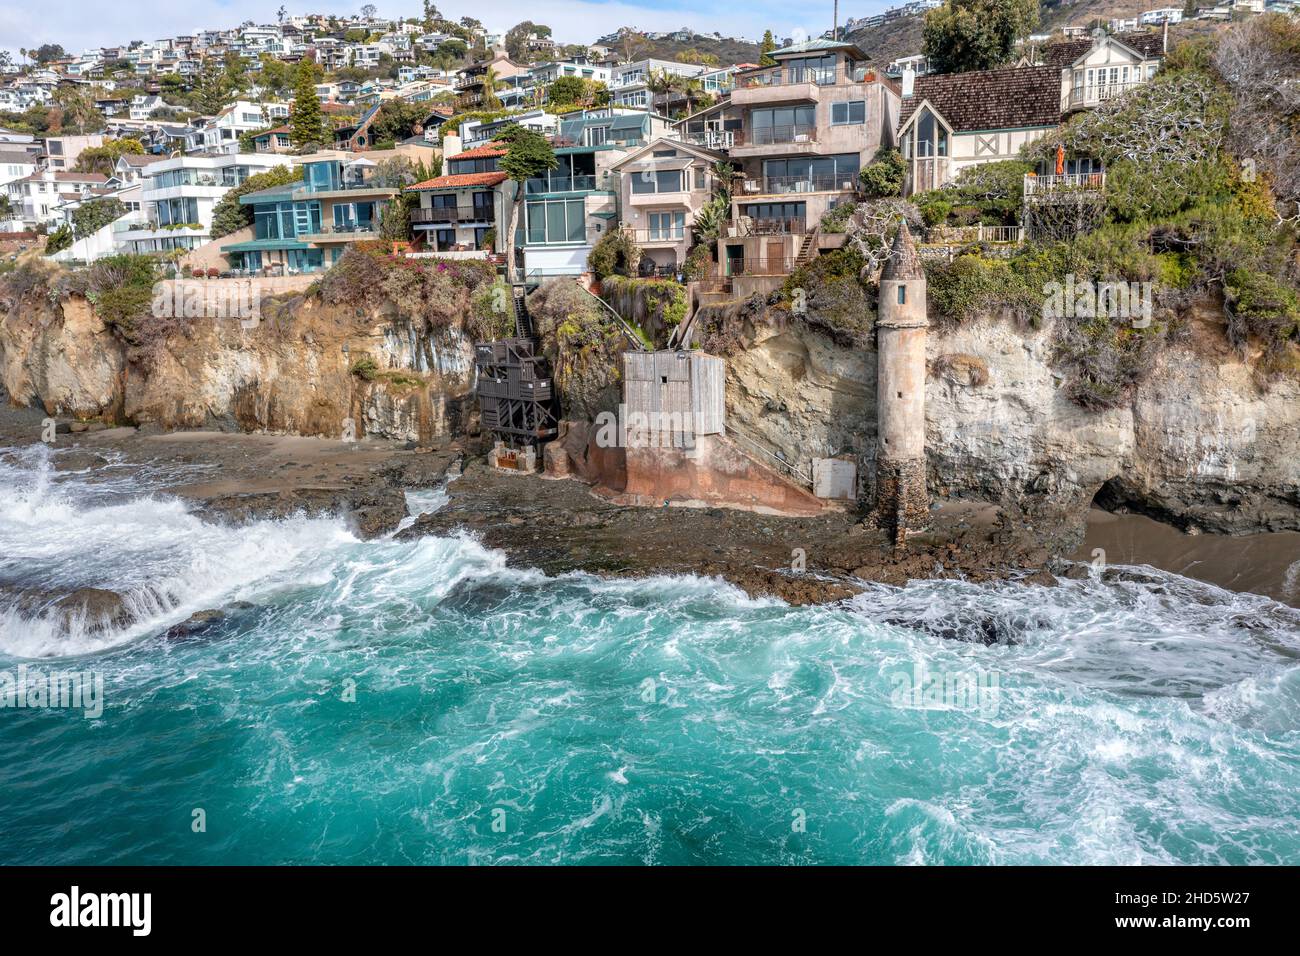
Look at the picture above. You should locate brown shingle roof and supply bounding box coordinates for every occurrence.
[1040,32,1167,69]
[408,171,508,191]
[900,66,1062,133]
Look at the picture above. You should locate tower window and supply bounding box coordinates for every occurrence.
[897,286,906,305]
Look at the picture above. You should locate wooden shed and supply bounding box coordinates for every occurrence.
[622,350,726,439]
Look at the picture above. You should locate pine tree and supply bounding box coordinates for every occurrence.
[290,67,327,150]
[760,30,778,67]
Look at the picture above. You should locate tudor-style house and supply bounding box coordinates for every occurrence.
[898,29,1168,193]
[898,66,1062,193]
[610,138,729,274]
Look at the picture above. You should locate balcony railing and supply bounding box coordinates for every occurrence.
[737,66,876,89]
[303,223,379,238]
[623,227,687,243]
[1023,172,1106,197]
[728,216,806,237]
[724,256,797,276]
[928,224,1025,245]
[525,174,597,193]
[740,174,854,195]
[411,206,496,224]
[733,125,818,147]
[1068,81,1143,109]
[682,129,736,150]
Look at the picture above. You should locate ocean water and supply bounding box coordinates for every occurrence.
[1,442,1298,865]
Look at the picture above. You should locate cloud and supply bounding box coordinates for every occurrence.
[0,0,869,55]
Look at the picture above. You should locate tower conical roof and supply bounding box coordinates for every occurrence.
[881,219,924,281]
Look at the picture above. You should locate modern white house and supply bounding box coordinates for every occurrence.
[117,152,287,255]
[190,101,291,154]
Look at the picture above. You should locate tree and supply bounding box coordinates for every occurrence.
[209,165,301,239]
[547,75,589,106]
[505,21,550,62]
[481,67,503,111]
[361,4,378,19]
[72,197,127,238]
[860,146,907,198]
[74,137,145,176]
[493,123,557,282]
[51,85,103,134]
[290,66,328,150]
[33,44,65,64]
[44,223,73,256]
[193,60,234,114]
[760,30,778,67]
[922,0,1040,74]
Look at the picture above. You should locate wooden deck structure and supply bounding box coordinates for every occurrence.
[474,338,559,446]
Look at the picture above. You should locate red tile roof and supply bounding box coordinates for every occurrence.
[408,171,508,191]
[451,144,507,160]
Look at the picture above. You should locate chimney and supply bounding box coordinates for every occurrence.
[1162,19,1169,54]
[442,133,463,161]
[901,65,915,98]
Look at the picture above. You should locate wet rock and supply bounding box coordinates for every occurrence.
[53,588,132,633]
[881,613,1021,646]
[165,608,227,641]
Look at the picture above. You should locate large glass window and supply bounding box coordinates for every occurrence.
[647,211,684,240]
[751,106,816,145]
[524,198,586,244]
[914,108,949,158]
[785,55,836,85]
[762,154,860,191]
[631,169,684,194]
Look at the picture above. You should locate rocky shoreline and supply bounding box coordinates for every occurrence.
[3,405,1296,626]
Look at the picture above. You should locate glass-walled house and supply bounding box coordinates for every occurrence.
[219,145,439,274]
[520,108,677,282]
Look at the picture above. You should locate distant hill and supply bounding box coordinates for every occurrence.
[596,30,761,67]
[845,2,1225,69]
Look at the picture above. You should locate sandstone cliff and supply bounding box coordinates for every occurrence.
[723,305,1299,541]
[0,276,477,445]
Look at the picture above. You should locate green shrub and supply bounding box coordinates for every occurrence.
[587,229,641,279]
[860,146,906,198]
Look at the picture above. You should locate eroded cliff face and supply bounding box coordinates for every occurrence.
[0,292,476,444]
[725,309,1299,539]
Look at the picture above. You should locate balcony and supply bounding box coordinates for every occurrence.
[525,174,597,194]
[682,129,736,150]
[739,174,856,196]
[724,255,797,276]
[298,223,380,242]
[411,206,496,225]
[731,66,877,106]
[729,125,819,156]
[1023,172,1106,199]
[1068,81,1143,110]
[622,227,687,245]
[726,217,806,237]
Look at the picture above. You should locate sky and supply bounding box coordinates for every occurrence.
[0,0,882,59]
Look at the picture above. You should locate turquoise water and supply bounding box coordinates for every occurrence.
[1,443,1299,865]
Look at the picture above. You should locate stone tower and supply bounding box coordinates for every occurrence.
[874,220,929,542]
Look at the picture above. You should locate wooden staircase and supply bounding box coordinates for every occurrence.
[795,232,817,266]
